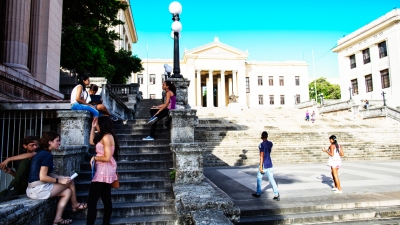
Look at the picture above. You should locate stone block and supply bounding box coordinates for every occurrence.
[57,110,91,146]
[170,109,198,143]
[52,145,88,175]
[171,143,204,184]
[173,182,240,224]
[0,197,57,225]
[192,210,233,225]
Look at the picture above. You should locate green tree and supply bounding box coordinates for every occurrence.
[309,77,341,102]
[61,0,143,83]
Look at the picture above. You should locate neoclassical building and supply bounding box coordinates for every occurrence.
[132,37,309,108]
[333,9,400,108]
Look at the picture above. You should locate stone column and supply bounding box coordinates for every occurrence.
[169,110,203,184]
[220,70,226,107]
[232,70,237,96]
[2,0,32,76]
[207,70,213,107]
[196,70,202,107]
[168,77,191,109]
[127,83,140,113]
[54,110,91,176]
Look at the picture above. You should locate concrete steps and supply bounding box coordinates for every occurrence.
[63,119,177,224]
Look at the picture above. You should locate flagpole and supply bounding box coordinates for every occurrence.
[312,49,317,102]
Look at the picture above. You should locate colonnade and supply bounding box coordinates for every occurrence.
[195,69,239,107]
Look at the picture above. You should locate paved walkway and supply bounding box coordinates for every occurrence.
[204,160,400,211]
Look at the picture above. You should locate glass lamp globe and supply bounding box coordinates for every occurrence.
[169,1,182,14]
[171,21,182,32]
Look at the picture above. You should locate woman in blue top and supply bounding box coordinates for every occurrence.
[26,132,87,225]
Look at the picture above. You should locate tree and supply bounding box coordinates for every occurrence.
[309,77,341,102]
[61,0,143,83]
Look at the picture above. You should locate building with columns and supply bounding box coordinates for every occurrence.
[332,9,400,108]
[0,0,64,100]
[132,37,309,108]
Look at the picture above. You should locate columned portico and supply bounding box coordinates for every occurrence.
[219,70,226,107]
[2,0,32,76]
[232,70,237,96]
[207,70,213,107]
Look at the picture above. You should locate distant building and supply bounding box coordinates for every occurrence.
[332,9,400,107]
[132,37,309,108]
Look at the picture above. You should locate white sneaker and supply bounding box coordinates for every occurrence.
[332,188,338,191]
[334,190,342,194]
[143,136,154,141]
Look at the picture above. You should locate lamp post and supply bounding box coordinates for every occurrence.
[382,91,387,106]
[319,93,324,106]
[169,1,183,78]
[348,87,352,100]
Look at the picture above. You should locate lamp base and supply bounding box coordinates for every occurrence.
[170,74,183,78]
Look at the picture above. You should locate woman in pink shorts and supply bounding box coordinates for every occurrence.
[323,135,344,193]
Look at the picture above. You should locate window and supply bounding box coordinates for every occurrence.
[258,76,263,86]
[137,74,143,84]
[150,94,156,99]
[295,94,300,104]
[269,76,273,86]
[269,95,274,105]
[246,77,250,93]
[378,41,387,58]
[365,74,373,92]
[362,48,370,64]
[350,54,356,69]
[280,95,285,105]
[295,76,300,86]
[381,69,390,89]
[149,74,156,84]
[258,95,263,105]
[279,76,284,86]
[351,79,358,95]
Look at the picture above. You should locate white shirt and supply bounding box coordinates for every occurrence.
[70,85,90,104]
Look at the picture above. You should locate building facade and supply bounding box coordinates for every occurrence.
[333,9,400,108]
[0,0,64,100]
[132,37,309,108]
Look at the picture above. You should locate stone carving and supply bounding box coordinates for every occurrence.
[228,93,238,103]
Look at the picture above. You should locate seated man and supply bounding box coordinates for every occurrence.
[0,136,39,202]
[88,84,118,121]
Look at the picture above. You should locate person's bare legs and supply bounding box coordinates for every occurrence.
[332,167,341,191]
[96,104,111,116]
[50,184,72,223]
[331,169,337,188]
[67,180,86,210]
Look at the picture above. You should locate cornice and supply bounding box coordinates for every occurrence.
[333,9,400,52]
[121,0,138,43]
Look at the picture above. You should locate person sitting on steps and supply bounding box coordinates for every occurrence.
[88,84,118,121]
[143,81,176,141]
[0,136,39,202]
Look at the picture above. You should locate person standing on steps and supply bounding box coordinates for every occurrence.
[252,131,280,201]
[87,116,119,225]
[311,111,316,123]
[305,110,310,121]
[143,81,176,141]
[323,135,344,194]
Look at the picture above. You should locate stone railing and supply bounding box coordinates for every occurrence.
[168,78,239,225]
[362,106,400,122]
[0,110,92,224]
[319,100,355,114]
[295,100,315,109]
[59,77,137,120]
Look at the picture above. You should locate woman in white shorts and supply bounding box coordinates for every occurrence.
[27,132,87,225]
[323,135,345,194]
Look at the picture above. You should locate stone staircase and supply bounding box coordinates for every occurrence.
[194,107,400,166]
[238,192,400,224]
[65,115,177,224]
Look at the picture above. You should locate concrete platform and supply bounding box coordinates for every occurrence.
[204,160,400,224]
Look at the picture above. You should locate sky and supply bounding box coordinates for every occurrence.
[130,0,399,82]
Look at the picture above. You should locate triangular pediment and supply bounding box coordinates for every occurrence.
[184,37,248,59]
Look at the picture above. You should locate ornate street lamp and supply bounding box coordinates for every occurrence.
[169,1,183,78]
[348,87,352,100]
[382,91,387,106]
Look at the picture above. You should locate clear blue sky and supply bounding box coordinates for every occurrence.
[130,0,398,81]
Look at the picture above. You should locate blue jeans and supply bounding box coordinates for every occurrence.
[71,103,99,117]
[256,166,279,196]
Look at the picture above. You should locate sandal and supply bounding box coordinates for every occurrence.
[72,202,87,212]
[53,219,73,225]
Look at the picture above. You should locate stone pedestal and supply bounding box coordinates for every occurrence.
[127,83,140,112]
[171,143,203,184]
[55,110,91,175]
[167,78,191,109]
